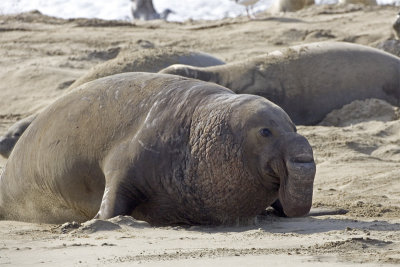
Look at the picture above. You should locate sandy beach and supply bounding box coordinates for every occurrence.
[0,4,399,266]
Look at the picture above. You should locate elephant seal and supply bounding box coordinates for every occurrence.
[131,0,173,21]
[0,114,37,158]
[0,73,315,225]
[338,0,376,5]
[69,48,225,90]
[270,0,314,13]
[0,48,225,159]
[376,39,400,58]
[394,12,400,39]
[160,42,400,125]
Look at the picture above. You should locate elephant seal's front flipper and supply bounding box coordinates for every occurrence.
[96,143,148,220]
[271,199,286,217]
[95,181,141,219]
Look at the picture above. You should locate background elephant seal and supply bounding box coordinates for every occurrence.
[160,42,400,125]
[131,0,173,21]
[270,0,314,13]
[338,0,376,5]
[0,114,37,158]
[0,73,315,225]
[69,47,225,90]
[0,48,225,159]
[376,39,400,58]
[394,12,400,39]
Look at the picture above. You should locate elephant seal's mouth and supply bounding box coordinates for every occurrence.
[289,154,314,164]
[259,163,281,191]
[286,156,316,181]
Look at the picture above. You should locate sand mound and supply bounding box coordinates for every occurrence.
[72,219,121,234]
[109,215,149,228]
[60,221,81,233]
[371,144,400,161]
[66,216,148,234]
[319,98,400,127]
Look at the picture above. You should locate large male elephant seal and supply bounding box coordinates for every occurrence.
[0,48,225,159]
[0,73,315,225]
[160,42,400,125]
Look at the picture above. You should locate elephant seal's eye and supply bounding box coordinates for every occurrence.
[259,128,272,137]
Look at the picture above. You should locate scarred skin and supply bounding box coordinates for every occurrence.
[160,42,400,125]
[0,73,315,225]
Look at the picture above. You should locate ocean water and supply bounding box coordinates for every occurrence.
[0,0,398,22]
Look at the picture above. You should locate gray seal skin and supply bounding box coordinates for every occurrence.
[0,48,225,159]
[0,114,37,158]
[160,42,400,125]
[0,73,315,225]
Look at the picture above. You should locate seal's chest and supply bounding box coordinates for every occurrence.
[129,188,272,226]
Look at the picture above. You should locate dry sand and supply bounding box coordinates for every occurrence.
[0,4,399,266]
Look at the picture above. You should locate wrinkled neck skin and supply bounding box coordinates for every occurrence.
[183,95,274,225]
[133,92,315,225]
